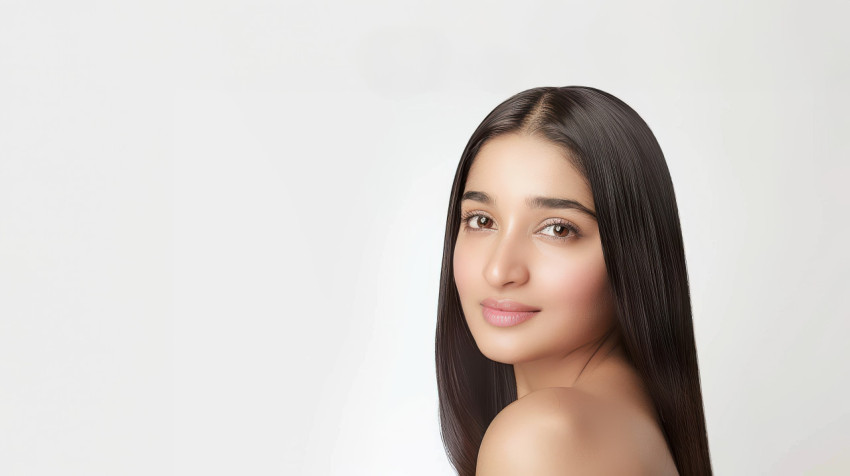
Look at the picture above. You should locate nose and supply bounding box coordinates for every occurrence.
[483,229,531,288]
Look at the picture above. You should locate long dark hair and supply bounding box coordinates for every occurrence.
[435,86,712,475]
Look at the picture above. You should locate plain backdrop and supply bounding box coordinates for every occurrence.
[1,0,848,474]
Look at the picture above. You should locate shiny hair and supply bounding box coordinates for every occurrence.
[435,86,712,475]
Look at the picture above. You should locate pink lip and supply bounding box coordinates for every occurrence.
[480,298,540,312]
[480,298,540,327]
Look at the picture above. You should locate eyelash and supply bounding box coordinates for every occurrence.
[459,210,581,242]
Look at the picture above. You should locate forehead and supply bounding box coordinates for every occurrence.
[464,133,593,207]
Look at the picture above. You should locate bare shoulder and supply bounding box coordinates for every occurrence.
[476,387,678,476]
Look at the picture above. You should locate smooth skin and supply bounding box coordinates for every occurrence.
[453,133,679,475]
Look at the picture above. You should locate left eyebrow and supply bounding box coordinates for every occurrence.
[460,191,597,220]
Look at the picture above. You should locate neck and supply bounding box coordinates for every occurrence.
[513,328,627,399]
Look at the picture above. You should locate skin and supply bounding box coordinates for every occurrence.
[453,132,678,474]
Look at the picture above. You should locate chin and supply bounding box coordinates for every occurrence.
[475,338,546,365]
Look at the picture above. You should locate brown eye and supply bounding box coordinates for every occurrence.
[461,212,494,230]
[539,220,581,241]
[553,225,569,237]
[475,216,490,228]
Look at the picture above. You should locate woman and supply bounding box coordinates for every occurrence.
[435,86,712,475]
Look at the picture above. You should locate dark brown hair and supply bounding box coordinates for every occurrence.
[435,86,712,475]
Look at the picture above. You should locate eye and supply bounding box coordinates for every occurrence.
[538,219,581,241]
[460,211,495,230]
[459,211,581,242]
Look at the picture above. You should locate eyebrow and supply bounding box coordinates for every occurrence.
[461,190,597,220]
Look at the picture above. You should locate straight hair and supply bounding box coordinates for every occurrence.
[435,86,712,475]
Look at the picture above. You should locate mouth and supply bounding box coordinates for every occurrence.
[481,306,539,327]
[479,298,541,327]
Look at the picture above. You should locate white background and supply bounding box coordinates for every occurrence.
[1,1,848,474]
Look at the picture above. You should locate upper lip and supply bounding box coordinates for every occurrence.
[480,298,541,312]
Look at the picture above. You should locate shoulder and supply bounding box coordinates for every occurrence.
[476,387,657,476]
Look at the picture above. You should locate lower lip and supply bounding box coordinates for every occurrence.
[482,306,539,327]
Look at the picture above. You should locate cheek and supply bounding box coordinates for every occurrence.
[537,250,612,321]
[452,239,476,299]
[453,238,488,334]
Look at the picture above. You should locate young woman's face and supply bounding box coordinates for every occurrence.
[453,133,616,364]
